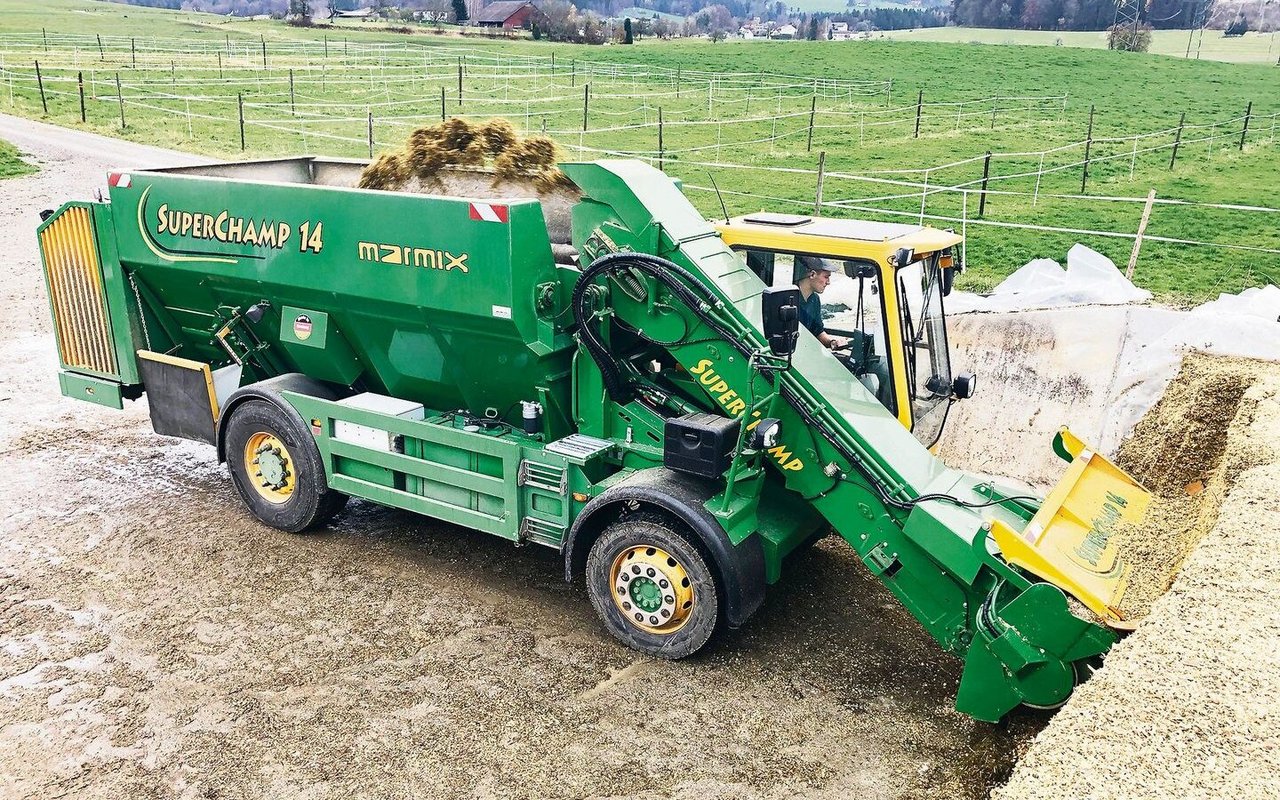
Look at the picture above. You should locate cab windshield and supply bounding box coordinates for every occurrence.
[734,247,895,415]
[897,253,952,447]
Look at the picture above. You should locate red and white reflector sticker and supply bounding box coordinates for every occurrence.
[108,172,131,188]
[468,202,508,223]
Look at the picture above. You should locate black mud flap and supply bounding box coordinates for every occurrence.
[136,350,219,445]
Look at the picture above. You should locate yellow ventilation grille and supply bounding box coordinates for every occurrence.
[40,206,118,377]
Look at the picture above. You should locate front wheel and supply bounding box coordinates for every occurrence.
[585,514,720,659]
[224,399,347,533]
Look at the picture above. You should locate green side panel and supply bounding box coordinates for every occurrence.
[277,306,364,386]
[282,392,585,546]
[105,166,576,438]
[58,371,124,409]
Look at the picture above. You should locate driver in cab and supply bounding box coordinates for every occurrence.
[795,256,847,351]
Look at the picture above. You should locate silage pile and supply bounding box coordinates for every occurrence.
[995,353,1280,800]
[358,118,574,195]
[1109,356,1261,620]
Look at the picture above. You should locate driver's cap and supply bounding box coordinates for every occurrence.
[794,255,839,282]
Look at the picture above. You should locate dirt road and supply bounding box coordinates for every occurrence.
[0,115,1042,799]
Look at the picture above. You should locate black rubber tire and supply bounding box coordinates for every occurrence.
[586,514,720,660]
[224,400,348,533]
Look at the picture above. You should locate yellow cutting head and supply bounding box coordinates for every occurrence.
[991,428,1152,629]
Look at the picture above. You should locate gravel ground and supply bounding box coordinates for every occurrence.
[995,358,1280,800]
[0,115,1045,799]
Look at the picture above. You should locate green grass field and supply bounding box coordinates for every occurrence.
[880,26,1280,64]
[0,0,1276,302]
[0,137,33,178]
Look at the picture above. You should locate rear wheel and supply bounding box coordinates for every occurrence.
[225,400,347,533]
[586,514,720,659]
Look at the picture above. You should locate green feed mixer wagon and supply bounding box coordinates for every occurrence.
[37,156,1157,721]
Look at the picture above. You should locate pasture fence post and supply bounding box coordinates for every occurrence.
[1081,103,1095,193]
[324,35,328,59]
[77,71,86,123]
[289,68,295,115]
[35,61,47,114]
[1169,112,1185,169]
[42,28,48,54]
[458,62,463,106]
[990,93,998,129]
[261,37,267,69]
[807,94,816,152]
[115,73,125,129]
[658,107,664,172]
[1032,151,1045,205]
[217,52,222,79]
[1239,101,1252,150]
[368,111,374,158]
[440,86,445,121]
[1126,189,1157,280]
[131,38,136,68]
[814,151,827,215]
[919,169,929,224]
[914,90,923,138]
[238,92,245,150]
[96,34,105,61]
[583,83,589,132]
[978,152,992,217]
[171,60,175,85]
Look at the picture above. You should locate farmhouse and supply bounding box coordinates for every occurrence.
[473,1,544,29]
[770,23,797,39]
[330,7,375,20]
[829,21,856,40]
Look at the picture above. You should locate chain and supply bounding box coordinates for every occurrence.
[127,270,152,351]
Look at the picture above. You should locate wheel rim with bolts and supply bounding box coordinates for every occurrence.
[609,544,695,634]
[244,431,295,504]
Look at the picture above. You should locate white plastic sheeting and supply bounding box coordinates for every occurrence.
[946,245,1152,314]
[942,289,1280,488]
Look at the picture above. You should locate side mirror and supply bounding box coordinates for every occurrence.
[892,247,915,268]
[952,372,977,400]
[761,286,801,357]
[941,264,956,296]
[845,261,877,280]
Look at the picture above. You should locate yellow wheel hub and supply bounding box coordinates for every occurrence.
[609,545,695,634]
[244,432,296,504]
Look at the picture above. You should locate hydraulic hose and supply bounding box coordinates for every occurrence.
[572,251,760,404]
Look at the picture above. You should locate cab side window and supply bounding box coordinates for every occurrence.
[740,248,796,288]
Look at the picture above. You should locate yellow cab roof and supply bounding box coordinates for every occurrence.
[716,212,962,260]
